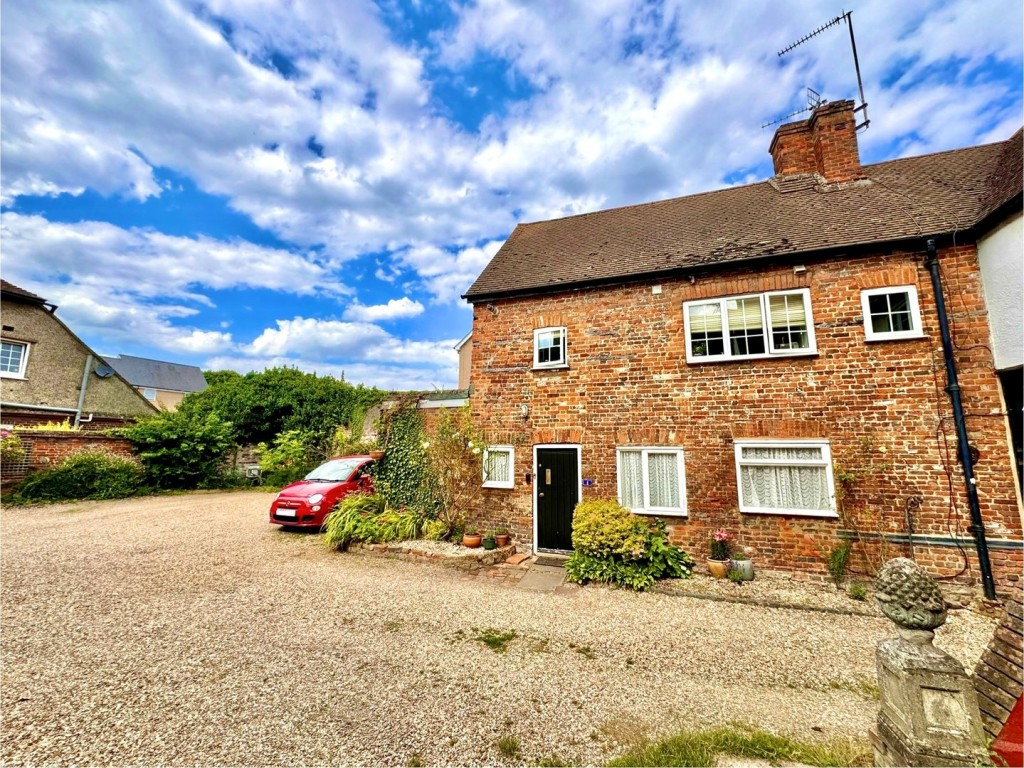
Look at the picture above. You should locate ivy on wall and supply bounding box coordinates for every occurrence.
[373,397,439,515]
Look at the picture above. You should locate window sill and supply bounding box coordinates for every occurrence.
[0,374,27,380]
[740,508,839,519]
[532,364,569,371]
[864,333,926,343]
[685,350,818,365]
[482,482,514,490]
[628,509,688,518]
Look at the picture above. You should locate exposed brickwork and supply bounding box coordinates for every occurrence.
[1,431,136,486]
[769,100,865,183]
[467,243,1023,590]
[974,583,1024,739]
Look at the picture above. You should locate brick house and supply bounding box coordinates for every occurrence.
[463,100,1023,593]
[1,280,157,429]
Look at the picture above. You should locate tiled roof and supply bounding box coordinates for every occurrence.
[104,355,208,393]
[465,130,1022,300]
[0,280,47,304]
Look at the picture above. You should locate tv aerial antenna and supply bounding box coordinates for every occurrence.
[761,10,869,131]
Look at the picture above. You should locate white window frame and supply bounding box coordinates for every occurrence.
[616,447,688,516]
[482,445,515,489]
[861,285,925,342]
[733,439,837,518]
[0,340,30,379]
[533,326,568,370]
[142,387,157,401]
[683,288,817,363]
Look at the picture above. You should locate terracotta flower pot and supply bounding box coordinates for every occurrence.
[494,534,511,547]
[463,533,482,548]
[707,558,730,578]
[368,450,385,460]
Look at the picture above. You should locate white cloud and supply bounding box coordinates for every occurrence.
[0,213,346,301]
[244,317,458,367]
[342,297,425,322]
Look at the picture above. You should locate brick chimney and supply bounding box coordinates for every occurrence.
[768,99,864,183]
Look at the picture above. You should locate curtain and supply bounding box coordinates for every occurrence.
[648,452,680,508]
[739,446,829,511]
[619,450,643,509]
[485,450,510,484]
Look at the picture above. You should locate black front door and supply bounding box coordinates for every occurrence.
[536,448,578,551]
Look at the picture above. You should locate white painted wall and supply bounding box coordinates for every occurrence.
[977,211,1023,371]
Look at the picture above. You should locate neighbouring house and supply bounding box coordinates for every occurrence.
[0,280,157,429]
[104,354,207,411]
[455,332,472,390]
[463,100,1023,594]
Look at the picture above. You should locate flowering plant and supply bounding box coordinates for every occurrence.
[709,528,733,561]
[0,429,27,464]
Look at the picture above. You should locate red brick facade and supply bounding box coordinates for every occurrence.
[467,243,1023,594]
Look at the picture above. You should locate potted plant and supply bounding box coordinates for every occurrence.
[368,449,385,460]
[462,526,482,548]
[482,533,497,550]
[494,527,511,547]
[730,550,754,581]
[707,528,732,578]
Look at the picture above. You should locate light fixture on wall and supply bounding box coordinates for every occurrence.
[486,303,499,315]
[520,403,530,420]
[793,265,807,274]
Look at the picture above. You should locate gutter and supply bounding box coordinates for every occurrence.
[924,238,997,600]
[1,402,78,414]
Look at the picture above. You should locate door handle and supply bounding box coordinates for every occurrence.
[538,492,545,497]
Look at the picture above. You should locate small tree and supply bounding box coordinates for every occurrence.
[119,411,234,489]
[423,406,484,537]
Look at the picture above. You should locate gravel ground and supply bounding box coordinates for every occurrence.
[1,491,998,767]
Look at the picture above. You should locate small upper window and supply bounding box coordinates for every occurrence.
[861,286,924,341]
[533,327,567,369]
[0,341,29,378]
[684,289,816,363]
[483,445,514,489]
[142,388,157,400]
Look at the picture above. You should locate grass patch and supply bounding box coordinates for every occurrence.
[496,734,521,758]
[828,677,881,701]
[474,627,517,653]
[569,643,596,659]
[607,723,871,767]
[598,715,651,746]
[406,753,424,767]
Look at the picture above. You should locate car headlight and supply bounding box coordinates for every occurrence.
[307,493,324,505]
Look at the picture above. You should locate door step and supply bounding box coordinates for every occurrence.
[533,554,570,568]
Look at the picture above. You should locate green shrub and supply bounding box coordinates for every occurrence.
[372,400,438,515]
[565,500,694,591]
[14,452,146,502]
[826,542,852,585]
[322,493,424,549]
[117,411,234,489]
[571,499,649,559]
[848,581,868,601]
[422,519,447,540]
[257,429,320,487]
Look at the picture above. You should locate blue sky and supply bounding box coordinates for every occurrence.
[2,0,1021,390]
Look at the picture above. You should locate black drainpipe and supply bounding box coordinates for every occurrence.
[924,238,996,600]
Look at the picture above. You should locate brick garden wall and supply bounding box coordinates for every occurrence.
[467,243,1023,593]
[0,431,136,487]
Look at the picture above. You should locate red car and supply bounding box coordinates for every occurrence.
[269,456,374,529]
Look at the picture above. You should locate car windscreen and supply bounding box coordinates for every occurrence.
[304,459,363,482]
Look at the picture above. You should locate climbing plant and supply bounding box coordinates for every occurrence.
[372,397,439,515]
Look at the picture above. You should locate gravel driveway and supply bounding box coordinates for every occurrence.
[1,491,996,766]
